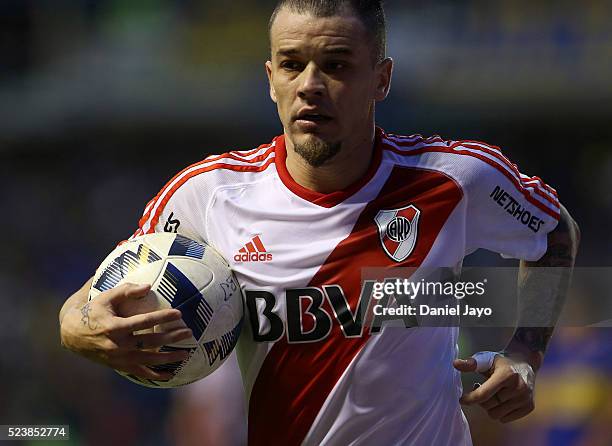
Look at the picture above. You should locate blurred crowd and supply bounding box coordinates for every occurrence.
[1,1,611,445]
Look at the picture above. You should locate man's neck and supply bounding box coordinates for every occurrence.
[284,127,377,194]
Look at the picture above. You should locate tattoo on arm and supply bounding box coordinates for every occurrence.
[505,204,579,369]
[526,209,578,268]
[80,302,97,330]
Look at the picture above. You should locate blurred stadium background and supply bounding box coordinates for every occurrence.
[1,0,611,445]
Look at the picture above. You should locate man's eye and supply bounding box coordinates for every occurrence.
[280,61,302,71]
[325,61,349,72]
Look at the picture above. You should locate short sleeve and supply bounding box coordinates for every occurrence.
[464,142,561,261]
[127,174,209,245]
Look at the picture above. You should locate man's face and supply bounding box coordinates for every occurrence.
[266,7,392,166]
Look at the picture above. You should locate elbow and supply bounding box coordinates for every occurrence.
[557,204,580,260]
[532,204,580,267]
[570,215,580,249]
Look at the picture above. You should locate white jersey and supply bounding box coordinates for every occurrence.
[130,128,560,446]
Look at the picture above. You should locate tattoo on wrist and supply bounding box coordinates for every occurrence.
[80,302,97,330]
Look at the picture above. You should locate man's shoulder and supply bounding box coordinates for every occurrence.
[381,131,505,164]
[168,137,279,191]
[379,130,560,221]
[134,137,280,237]
[380,131,517,185]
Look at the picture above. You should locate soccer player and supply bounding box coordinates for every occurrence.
[58,1,580,445]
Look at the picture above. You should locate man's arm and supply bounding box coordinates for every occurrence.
[455,203,580,422]
[59,278,93,330]
[505,203,580,370]
[59,279,193,380]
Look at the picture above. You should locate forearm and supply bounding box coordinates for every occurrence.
[505,204,580,371]
[59,277,93,329]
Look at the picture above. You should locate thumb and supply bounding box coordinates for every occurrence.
[453,357,477,373]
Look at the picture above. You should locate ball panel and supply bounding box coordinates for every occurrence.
[91,242,164,295]
[136,232,177,258]
[168,234,206,259]
[200,320,243,367]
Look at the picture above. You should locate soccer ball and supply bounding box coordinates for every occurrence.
[88,232,244,388]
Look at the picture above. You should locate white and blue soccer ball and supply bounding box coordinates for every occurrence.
[88,232,244,388]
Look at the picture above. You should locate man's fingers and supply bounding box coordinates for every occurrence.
[460,373,509,405]
[118,308,184,332]
[453,358,477,373]
[131,349,191,366]
[497,385,529,403]
[132,328,193,350]
[500,402,535,423]
[480,397,500,411]
[487,394,531,420]
[103,283,152,305]
[118,364,174,382]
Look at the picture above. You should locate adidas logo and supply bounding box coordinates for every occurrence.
[234,235,273,263]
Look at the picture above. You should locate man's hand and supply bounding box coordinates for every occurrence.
[59,281,192,381]
[453,354,536,423]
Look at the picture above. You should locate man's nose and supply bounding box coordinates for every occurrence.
[297,63,326,99]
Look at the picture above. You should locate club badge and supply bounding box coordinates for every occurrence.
[374,205,421,262]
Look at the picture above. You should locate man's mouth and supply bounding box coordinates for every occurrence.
[296,113,332,122]
[294,110,333,130]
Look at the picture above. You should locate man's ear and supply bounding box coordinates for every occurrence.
[374,57,393,102]
[265,60,278,103]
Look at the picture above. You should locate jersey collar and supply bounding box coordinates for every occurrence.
[274,127,384,208]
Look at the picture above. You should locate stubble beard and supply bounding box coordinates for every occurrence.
[293,136,341,168]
